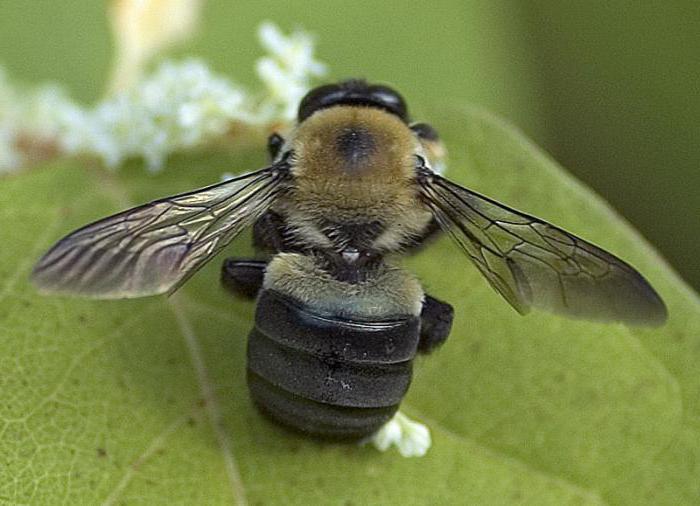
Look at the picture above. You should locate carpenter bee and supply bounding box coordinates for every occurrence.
[32,80,667,452]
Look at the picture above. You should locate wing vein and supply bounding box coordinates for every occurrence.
[418,169,666,324]
[32,165,289,298]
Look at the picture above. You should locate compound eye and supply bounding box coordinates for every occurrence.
[410,123,440,141]
[267,133,284,158]
[298,84,345,122]
[298,81,410,123]
[368,85,408,121]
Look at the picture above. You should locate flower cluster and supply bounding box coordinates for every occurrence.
[254,21,327,122]
[0,21,327,173]
[0,69,76,173]
[0,68,21,171]
[60,60,249,171]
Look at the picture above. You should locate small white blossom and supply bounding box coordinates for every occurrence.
[0,21,327,174]
[370,411,432,457]
[0,69,79,172]
[0,125,21,173]
[254,21,327,122]
[61,60,249,171]
[372,414,404,453]
[0,69,20,172]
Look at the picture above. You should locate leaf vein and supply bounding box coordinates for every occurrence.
[170,296,248,506]
[95,168,248,506]
[101,413,191,506]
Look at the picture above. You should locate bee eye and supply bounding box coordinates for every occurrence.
[411,123,440,141]
[267,133,284,160]
[367,85,408,121]
[298,84,346,122]
[298,80,409,122]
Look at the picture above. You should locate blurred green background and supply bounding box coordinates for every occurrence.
[1,0,698,289]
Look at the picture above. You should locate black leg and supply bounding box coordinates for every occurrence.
[418,294,454,354]
[253,210,290,253]
[221,258,267,299]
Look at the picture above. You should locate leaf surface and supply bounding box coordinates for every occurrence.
[1,107,698,505]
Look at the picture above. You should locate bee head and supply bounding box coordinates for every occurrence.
[298,80,409,123]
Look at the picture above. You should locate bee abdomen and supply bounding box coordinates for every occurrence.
[247,289,420,440]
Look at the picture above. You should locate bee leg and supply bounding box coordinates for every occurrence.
[417,294,454,354]
[367,411,431,457]
[221,258,267,299]
[253,210,289,253]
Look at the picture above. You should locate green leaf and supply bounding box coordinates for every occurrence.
[1,107,698,505]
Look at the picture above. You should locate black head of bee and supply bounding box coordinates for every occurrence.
[297,79,408,123]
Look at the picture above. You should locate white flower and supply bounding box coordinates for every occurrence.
[60,59,249,171]
[0,124,21,173]
[0,21,328,173]
[61,22,328,170]
[0,68,21,172]
[0,68,80,172]
[370,411,432,457]
[254,21,327,122]
[258,21,327,80]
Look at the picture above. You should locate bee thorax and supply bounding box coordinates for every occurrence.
[335,126,377,172]
[263,252,424,319]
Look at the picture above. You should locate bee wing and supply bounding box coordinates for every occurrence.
[419,170,667,326]
[32,165,288,299]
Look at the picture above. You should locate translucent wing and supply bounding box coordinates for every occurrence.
[32,165,289,299]
[418,169,667,326]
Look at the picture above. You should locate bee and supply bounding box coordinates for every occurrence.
[32,79,667,448]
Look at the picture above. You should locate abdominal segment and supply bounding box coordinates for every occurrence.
[247,287,421,440]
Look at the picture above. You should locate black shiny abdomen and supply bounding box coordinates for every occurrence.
[247,290,420,440]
